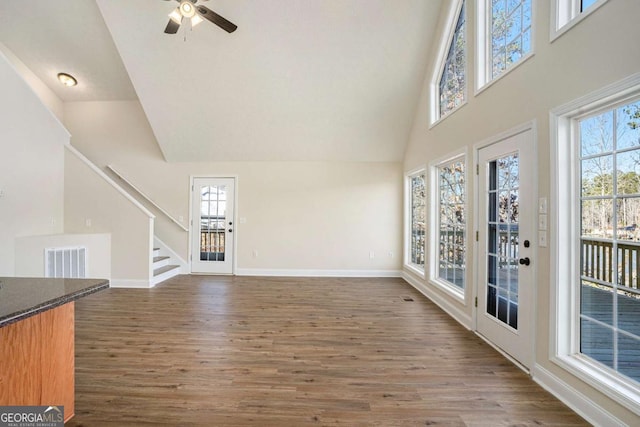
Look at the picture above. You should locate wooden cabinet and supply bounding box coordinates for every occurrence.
[0,302,75,423]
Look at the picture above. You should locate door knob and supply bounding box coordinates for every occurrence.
[228,229,233,233]
[519,257,530,266]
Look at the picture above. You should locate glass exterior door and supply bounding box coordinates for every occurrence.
[477,129,534,368]
[191,178,235,274]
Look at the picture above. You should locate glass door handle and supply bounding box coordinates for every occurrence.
[519,257,530,266]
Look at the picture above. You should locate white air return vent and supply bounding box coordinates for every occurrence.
[45,247,87,278]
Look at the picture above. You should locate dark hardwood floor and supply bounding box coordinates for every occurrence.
[67,275,588,426]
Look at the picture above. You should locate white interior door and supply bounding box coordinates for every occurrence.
[477,129,535,368]
[191,177,235,274]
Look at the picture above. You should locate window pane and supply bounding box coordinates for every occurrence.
[616,198,640,241]
[581,156,613,196]
[618,333,640,382]
[506,0,520,13]
[581,317,614,368]
[581,110,614,156]
[439,1,466,118]
[507,10,522,42]
[617,101,640,150]
[618,290,640,337]
[487,282,498,316]
[581,199,613,238]
[492,45,506,77]
[522,0,532,24]
[492,0,506,31]
[582,283,614,326]
[498,154,518,190]
[616,151,640,196]
[410,173,426,267]
[437,159,466,289]
[617,243,639,292]
[507,36,522,65]
[581,0,599,12]
[490,0,531,80]
[522,28,531,53]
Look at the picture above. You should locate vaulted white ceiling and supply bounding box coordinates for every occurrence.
[0,0,442,162]
[0,1,137,102]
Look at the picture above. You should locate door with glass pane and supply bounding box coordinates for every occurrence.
[477,129,535,368]
[191,177,235,274]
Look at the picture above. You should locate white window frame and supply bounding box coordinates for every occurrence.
[430,0,467,127]
[428,149,468,300]
[405,167,427,277]
[550,0,609,42]
[475,0,536,95]
[550,73,640,415]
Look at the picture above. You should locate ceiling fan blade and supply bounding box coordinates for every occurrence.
[164,18,181,34]
[196,5,237,33]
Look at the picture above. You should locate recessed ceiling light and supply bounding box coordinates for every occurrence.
[57,73,77,87]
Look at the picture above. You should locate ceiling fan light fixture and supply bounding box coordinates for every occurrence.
[179,1,196,18]
[163,1,237,35]
[168,8,183,24]
[191,14,204,27]
[57,72,77,87]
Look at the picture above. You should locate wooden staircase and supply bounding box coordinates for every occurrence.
[151,247,180,286]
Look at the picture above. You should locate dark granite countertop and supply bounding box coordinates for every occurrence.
[0,277,109,328]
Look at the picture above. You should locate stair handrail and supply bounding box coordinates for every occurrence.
[65,145,155,219]
[107,165,189,232]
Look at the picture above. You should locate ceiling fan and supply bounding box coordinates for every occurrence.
[163,0,237,35]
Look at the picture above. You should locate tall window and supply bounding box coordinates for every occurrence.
[552,74,640,410]
[438,1,466,119]
[408,171,426,270]
[432,156,466,292]
[490,0,532,79]
[477,0,533,89]
[551,0,609,41]
[579,99,640,383]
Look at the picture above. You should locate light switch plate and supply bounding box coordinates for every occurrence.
[538,214,548,231]
[539,197,548,214]
[539,231,548,247]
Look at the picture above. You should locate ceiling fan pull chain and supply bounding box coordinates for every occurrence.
[184,17,192,42]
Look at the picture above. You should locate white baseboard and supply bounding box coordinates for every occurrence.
[401,270,472,330]
[109,279,152,288]
[235,268,402,278]
[532,364,627,427]
[151,266,181,286]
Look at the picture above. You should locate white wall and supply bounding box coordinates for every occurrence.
[63,100,403,275]
[404,0,640,424]
[0,43,64,122]
[15,233,111,279]
[0,50,67,276]
[64,146,153,286]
